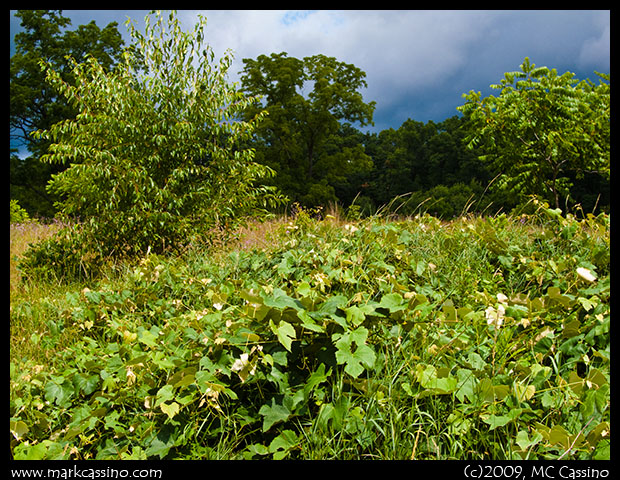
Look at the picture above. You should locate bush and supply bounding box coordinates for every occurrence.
[31,10,284,263]
[17,227,104,282]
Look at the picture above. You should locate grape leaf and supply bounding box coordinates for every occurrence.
[270,320,296,352]
[333,326,376,378]
[259,397,292,432]
[160,401,180,420]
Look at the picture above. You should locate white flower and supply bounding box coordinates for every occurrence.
[496,293,509,304]
[344,224,359,233]
[485,304,505,328]
[577,267,597,283]
[126,367,136,386]
[231,353,256,382]
[231,353,250,373]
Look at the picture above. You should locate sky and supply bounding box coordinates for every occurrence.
[10,9,610,139]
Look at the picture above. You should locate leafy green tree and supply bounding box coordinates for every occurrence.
[10,10,127,217]
[240,52,376,207]
[458,57,610,210]
[30,10,282,261]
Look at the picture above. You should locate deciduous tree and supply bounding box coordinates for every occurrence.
[240,52,375,207]
[10,10,127,217]
[458,58,610,210]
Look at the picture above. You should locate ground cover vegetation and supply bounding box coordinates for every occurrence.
[10,205,610,459]
[10,10,610,460]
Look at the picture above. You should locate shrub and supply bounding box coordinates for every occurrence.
[17,227,104,282]
[30,10,284,264]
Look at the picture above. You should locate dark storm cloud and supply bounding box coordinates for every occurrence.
[11,9,610,133]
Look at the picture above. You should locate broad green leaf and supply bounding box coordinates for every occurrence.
[303,363,331,398]
[270,320,296,352]
[415,364,458,394]
[138,329,158,348]
[268,429,299,459]
[482,414,512,430]
[145,427,179,459]
[263,288,302,311]
[15,442,48,460]
[378,292,406,313]
[515,430,542,450]
[44,377,74,407]
[316,402,337,431]
[245,443,269,458]
[587,422,610,449]
[465,352,487,371]
[160,401,180,420]
[593,440,610,460]
[333,326,376,378]
[259,397,292,432]
[156,384,175,405]
[443,305,457,321]
[297,310,324,333]
[73,373,100,395]
[514,383,536,402]
[239,289,264,305]
[455,368,478,403]
[344,305,366,326]
[580,384,609,419]
[475,378,510,402]
[10,420,29,440]
[415,260,426,276]
[546,425,573,450]
[318,295,348,314]
[577,296,596,311]
[296,281,312,297]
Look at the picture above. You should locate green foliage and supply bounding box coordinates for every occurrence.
[10,10,128,217]
[10,200,31,223]
[25,10,284,276]
[361,116,498,215]
[459,57,610,210]
[17,226,104,282]
[10,209,609,459]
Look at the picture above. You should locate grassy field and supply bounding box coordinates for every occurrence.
[10,207,610,460]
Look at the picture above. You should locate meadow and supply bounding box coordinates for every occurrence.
[10,205,610,460]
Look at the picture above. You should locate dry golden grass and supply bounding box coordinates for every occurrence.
[222,206,349,253]
[10,221,66,292]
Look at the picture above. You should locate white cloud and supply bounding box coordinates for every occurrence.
[177,10,496,109]
[168,9,608,129]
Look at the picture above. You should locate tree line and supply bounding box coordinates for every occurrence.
[11,10,610,224]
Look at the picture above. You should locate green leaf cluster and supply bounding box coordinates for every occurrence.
[240,52,375,208]
[10,200,31,224]
[459,57,610,211]
[10,10,128,217]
